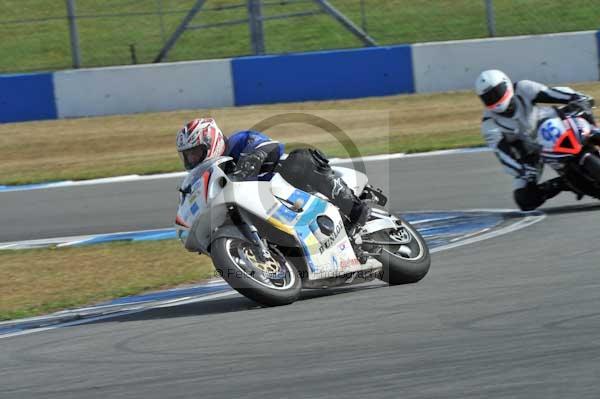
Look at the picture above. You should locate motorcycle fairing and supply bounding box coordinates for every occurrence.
[265,175,374,280]
[553,128,582,155]
[176,158,233,251]
[176,170,214,230]
[175,160,379,280]
[538,117,583,158]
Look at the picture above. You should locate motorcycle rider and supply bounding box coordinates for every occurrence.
[175,118,370,231]
[475,69,595,211]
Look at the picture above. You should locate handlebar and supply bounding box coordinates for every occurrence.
[558,96,596,123]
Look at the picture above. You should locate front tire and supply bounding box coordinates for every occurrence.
[563,155,600,199]
[211,237,301,306]
[375,218,431,285]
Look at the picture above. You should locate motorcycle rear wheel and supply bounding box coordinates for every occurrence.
[374,218,431,285]
[211,237,301,306]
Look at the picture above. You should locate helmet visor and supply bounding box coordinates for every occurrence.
[180,145,208,170]
[480,81,509,107]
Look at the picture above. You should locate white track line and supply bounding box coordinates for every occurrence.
[0,147,490,193]
[431,212,545,253]
[0,228,174,250]
[0,291,237,339]
[330,147,490,164]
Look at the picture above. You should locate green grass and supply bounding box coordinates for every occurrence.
[0,86,487,185]
[2,0,599,73]
[2,82,599,186]
[287,130,485,159]
[0,240,216,321]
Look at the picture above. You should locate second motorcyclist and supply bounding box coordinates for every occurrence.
[475,69,595,210]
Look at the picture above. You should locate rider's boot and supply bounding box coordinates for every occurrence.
[347,201,370,234]
[538,177,568,200]
[328,176,370,234]
[346,201,370,264]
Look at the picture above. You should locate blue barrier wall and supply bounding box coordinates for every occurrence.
[0,73,57,123]
[597,31,600,70]
[231,45,414,106]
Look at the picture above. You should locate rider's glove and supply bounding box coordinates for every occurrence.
[231,149,269,181]
[568,96,595,114]
[538,177,568,199]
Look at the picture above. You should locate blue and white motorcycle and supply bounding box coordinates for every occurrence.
[175,157,430,306]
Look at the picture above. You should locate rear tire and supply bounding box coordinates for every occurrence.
[375,218,431,285]
[211,237,301,306]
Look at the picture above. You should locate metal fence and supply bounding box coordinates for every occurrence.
[1,0,599,73]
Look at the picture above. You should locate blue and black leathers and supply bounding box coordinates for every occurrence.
[225,130,284,180]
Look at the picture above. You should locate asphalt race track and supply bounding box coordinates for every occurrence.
[2,151,600,398]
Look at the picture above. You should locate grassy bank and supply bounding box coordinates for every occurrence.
[2,82,600,186]
[3,0,600,73]
[0,240,215,321]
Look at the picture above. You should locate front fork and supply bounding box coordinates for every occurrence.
[227,205,271,262]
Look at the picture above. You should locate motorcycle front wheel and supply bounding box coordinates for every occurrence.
[562,155,600,199]
[580,153,600,184]
[211,237,301,306]
[374,218,431,285]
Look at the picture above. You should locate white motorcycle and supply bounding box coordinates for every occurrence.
[175,157,430,306]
